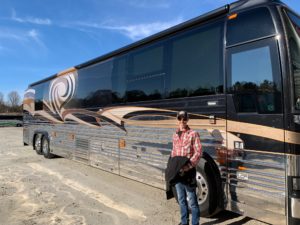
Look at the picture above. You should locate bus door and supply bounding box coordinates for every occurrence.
[225,36,286,219]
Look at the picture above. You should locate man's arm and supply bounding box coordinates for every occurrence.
[182,132,202,171]
[190,132,202,166]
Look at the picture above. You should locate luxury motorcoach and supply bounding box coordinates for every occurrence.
[23,0,300,224]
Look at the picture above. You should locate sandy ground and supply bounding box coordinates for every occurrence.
[0,127,268,225]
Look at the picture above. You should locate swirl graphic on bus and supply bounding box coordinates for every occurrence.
[48,72,77,118]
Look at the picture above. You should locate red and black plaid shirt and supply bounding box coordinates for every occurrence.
[171,126,202,170]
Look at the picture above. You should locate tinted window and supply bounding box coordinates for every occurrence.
[168,21,224,98]
[227,39,282,113]
[283,10,300,110]
[112,56,127,104]
[126,44,165,102]
[131,46,163,77]
[74,60,113,109]
[33,82,48,111]
[227,7,276,46]
[69,20,224,105]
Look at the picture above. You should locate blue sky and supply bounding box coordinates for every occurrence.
[0,0,299,101]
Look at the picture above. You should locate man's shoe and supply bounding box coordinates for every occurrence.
[178,223,188,225]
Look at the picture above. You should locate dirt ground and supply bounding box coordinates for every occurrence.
[0,127,268,225]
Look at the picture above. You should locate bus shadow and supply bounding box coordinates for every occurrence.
[201,211,252,225]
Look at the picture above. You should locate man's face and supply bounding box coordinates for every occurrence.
[177,117,188,130]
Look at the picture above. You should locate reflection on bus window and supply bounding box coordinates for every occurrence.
[168,21,224,98]
[126,44,165,102]
[284,10,300,110]
[72,60,113,109]
[33,82,49,111]
[228,40,282,114]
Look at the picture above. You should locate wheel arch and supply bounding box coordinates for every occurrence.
[199,151,224,215]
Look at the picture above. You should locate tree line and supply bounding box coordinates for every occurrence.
[0,91,22,113]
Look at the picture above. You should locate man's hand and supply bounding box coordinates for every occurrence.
[181,165,190,172]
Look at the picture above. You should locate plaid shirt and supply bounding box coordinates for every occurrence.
[171,126,202,170]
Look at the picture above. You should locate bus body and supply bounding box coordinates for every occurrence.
[23,0,300,224]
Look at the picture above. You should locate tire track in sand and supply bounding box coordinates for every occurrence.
[28,163,147,222]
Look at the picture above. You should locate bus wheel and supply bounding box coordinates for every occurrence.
[34,134,43,155]
[196,158,218,217]
[41,136,54,159]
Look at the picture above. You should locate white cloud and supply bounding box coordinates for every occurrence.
[0,28,47,53]
[0,30,25,41]
[105,22,181,40]
[27,29,47,51]
[76,18,184,40]
[11,9,52,25]
[28,29,38,39]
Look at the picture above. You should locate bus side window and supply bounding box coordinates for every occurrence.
[73,60,113,109]
[283,10,300,110]
[227,39,282,114]
[227,7,275,46]
[126,44,165,102]
[112,56,127,104]
[168,20,224,98]
[34,82,47,111]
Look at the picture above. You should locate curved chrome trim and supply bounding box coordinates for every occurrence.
[287,155,300,176]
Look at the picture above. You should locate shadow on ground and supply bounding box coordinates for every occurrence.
[201,211,252,225]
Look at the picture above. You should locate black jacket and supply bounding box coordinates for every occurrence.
[165,156,197,200]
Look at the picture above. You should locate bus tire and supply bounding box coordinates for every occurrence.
[41,136,54,159]
[34,134,43,155]
[196,158,219,217]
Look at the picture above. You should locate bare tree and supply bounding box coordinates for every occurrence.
[0,92,4,105]
[0,92,5,113]
[7,91,21,111]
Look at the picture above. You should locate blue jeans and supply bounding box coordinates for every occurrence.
[175,182,200,225]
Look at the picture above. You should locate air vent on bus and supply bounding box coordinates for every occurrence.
[74,138,90,164]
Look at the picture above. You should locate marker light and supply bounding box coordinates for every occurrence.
[228,13,238,20]
[238,166,247,171]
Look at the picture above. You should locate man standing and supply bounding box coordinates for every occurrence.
[171,110,202,225]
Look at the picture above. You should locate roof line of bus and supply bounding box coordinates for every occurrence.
[28,0,285,88]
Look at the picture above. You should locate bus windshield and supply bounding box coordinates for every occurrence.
[284,10,300,110]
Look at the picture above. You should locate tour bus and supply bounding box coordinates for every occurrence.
[23,0,300,224]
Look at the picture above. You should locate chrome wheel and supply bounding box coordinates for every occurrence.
[196,171,209,205]
[34,134,43,155]
[34,138,41,150]
[42,139,49,155]
[42,137,54,159]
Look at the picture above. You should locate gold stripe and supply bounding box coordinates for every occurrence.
[57,67,77,77]
[285,130,300,145]
[227,120,285,142]
[228,120,300,145]
[23,99,34,105]
[35,111,63,124]
[30,105,300,146]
